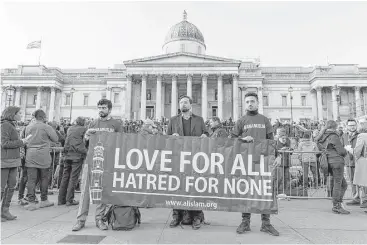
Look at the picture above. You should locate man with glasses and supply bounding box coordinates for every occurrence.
[343,118,367,207]
[72,99,123,231]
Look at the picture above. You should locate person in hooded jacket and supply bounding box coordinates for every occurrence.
[274,128,292,194]
[297,133,319,188]
[317,120,349,214]
[1,106,31,222]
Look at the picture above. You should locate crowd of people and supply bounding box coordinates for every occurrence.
[1,94,367,237]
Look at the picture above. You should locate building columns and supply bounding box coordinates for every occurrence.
[187,74,193,98]
[140,74,147,120]
[126,75,132,120]
[217,74,224,119]
[355,86,362,118]
[257,86,263,114]
[201,74,208,121]
[48,87,56,121]
[331,85,339,121]
[15,87,22,107]
[156,74,162,120]
[232,74,239,121]
[316,87,323,120]
[171,74,178,116]
[161,82,165,119]
[311,89,318,120]
[36,87,42,109]
[22,89,27,121]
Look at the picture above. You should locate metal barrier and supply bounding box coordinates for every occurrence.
[275,149,355,200]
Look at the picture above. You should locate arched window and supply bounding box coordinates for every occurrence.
[198,46,202,54]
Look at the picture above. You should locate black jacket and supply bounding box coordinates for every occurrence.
[318,130,346,165]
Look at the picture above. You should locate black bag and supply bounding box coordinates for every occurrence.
[104,206,141,231]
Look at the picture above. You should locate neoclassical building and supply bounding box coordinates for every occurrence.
[1,11,367,123]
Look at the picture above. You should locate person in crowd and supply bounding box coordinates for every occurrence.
[1,106,31,222]
[274,128,292,194]
[72,99,123,232]
[58,117,87,206]
[139,119,159,136]
[346,118,367,212]
[297,132,319,188]
[23,109,59,211]
[167,95,208,230]
[230,92,279,236]
[209,117,228,138]
[317,120,349,214]
[341,118,365,207]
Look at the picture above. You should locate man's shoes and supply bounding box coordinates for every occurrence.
[58,202,66,206]
[66,200,79,206]
[96,220,108,230]
[332,203,350,215]
[236,221,251,234]
[72,221,85,231]
[1,207,17,220]
[346,199,360,206]
[169,218,181,228]
[18,198,29,206]
[24,202,39,211]
[39,200,54,208]
[192,217,201,230]
[260,224,280,236]
[360,202,367,208]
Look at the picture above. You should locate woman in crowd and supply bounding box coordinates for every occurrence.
[1,106,31,221]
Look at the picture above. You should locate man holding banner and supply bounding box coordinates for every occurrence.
[72,99,123,232]
[166,95,209,230]
[230,92,280,236]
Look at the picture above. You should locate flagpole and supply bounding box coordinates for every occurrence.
[38,38,42,65]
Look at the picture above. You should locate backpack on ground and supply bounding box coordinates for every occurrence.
[104,205,141,231]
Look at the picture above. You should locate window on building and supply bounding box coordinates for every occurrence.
[83,95,89,106]
[198,46,202,54]
[114,93,120,104]
[180,44,185,52]
[301,95,306,106]
[65,94,71,106]
[282,95,287,107]
[215,89,218,101]
[263,95,269,106]
[33,95,37,105]
[146,89,152,100]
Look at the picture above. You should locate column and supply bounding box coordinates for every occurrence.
[54,89,61,122]
[355,86,362,117]
[171,74,178,116]
[48,87,56,121]
[140,74,147,120]
[1,87,7,108]
[201,73,208,120]
[156,74,162,120]
[106,87,111,100]
[187,74,193,98]
[161,82,165,120]
[126,75,132,119]
[257,86,263,114]
[241,87,247,116]
[331,85,339,121]
[15,87,22,107]
[217,74,224,119]
[316,86,323,120]
[232,74,239,121]
[311,89,318,120]
[22,89,27,121]
[36,87,42,109]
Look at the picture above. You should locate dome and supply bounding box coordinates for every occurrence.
[164,11,206,48]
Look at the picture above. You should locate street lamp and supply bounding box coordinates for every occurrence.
[69,88,75,122]
[288,86,294,137]
[6,86,15,107]
[334,85,341,121]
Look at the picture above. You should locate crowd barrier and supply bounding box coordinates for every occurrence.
[275,149,356,200]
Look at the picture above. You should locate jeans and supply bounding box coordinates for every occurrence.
[18,164,28,200]
[76,163,108,222]
[58,159,83,204]
[242,213,271,225]
[26,167,50,202]
[1,167,17,208]
[331,163,348,204]
[303,162,318,188]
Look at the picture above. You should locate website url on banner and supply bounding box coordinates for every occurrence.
[165,200,218,210]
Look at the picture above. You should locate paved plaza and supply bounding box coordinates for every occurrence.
[1,192,367,244]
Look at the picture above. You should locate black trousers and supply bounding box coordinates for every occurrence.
[58,159,83,204]
[26,167,50,202]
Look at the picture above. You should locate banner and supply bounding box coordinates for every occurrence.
[87,132,278,214]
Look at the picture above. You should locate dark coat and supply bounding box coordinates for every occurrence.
[1,120,24,168]
[166,113,208,137]
[341,132,359,167]
[64,125,88,161]
[318,130,347,165]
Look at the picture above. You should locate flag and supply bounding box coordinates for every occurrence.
[27,40,41,49]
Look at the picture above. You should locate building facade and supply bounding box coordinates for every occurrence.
[1,12,367,123]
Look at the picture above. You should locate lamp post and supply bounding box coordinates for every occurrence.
[69,88,75,122]
[335,85,341,122]
[288,86,294,137]
[6,86,15,107]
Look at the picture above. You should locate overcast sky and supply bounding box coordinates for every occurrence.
[1,1,367,69]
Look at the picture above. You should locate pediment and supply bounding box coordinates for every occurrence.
[124,52,241,66]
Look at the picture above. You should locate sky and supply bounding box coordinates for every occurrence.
[1,1,367,69]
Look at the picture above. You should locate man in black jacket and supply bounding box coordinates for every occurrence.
[167,95,208,230]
